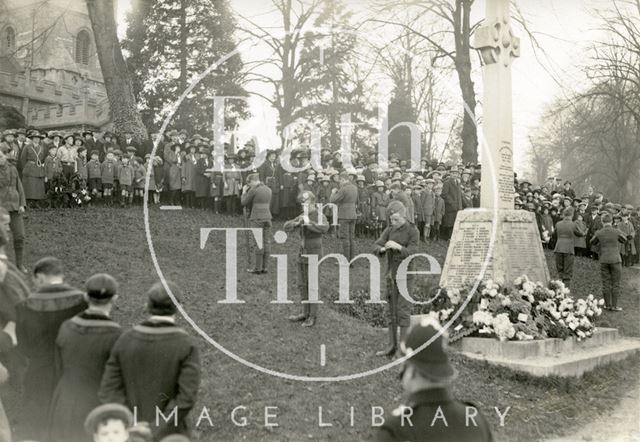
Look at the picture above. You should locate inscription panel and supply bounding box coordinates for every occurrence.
[503,222,548,283]
[440,221,494,288]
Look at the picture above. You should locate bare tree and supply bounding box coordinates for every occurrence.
[367,0,479,164]
[236,0,323,144]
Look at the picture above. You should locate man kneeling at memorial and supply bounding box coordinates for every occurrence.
[376,319,493,442]
[373,205,419,357]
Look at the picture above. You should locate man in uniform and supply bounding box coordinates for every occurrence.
[285,191,330,327]
[589,213,627,311]
[330,171,358,261]
[376,319,493,441]
[553,207,584,286]
[241,173,272,274]
[373,206,419,357]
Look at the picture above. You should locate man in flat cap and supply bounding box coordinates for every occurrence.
[285,191,330,327]
[590,213,627,311]
[376,318,493,441]
[440,168,463,240]
[48,273,123,442]
[241,173,273,274]
[100,281,201,440]
[330,171,359,261]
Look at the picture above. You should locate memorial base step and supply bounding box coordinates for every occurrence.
[406,316,640,377]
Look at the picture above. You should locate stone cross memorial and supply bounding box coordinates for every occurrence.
[440,0,550,289]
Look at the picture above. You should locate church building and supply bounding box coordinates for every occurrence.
[0,0,111,131]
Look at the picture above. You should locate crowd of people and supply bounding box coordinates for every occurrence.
[0,125,637,441]
[0,240,199,441]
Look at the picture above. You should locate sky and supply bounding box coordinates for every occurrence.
[115,0,606,175]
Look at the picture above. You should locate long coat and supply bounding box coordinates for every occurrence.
[617,219,636,255]
[15,284,86,442]
[0,163,26,211]
[99,320,201,439]
[195,158,211,198]
[258,160,280,215]
[241,182,272,221]
[47,312,122,442]
[181,154,198,192]
[18,142,46,200]
[441,178,463,228]
[330,182,358,220]
[166,150,183,190]
[371,191,390,221]
[223,167,242,197]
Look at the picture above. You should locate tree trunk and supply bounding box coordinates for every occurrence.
[454,0,478,165]
[86,0,148,142]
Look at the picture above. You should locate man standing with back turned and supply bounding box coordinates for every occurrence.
[330,171,358,262]
[241,173,272,274]
[590,213,627,311]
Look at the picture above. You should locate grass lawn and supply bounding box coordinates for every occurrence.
[6,206,640,441]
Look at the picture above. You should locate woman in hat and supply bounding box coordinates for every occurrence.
[47,274,123,442]
[0,130,19,166]
[181,144,198,208]
[223,153,242,214]
[165,143,183,205]
[258,150,280,216]
[19,130,47,204]
[194,147,211,209]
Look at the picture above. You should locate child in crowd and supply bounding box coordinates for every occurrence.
[76,146,88,190]
[101,151,117,206]
[132,157,146,204]
[87,150,102,201]
[44,146,63,192]
[118,156,134,207]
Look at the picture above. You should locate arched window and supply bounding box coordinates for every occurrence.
[4,26,15,53]
[75,30,91,65]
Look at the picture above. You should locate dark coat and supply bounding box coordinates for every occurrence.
[0,163,26,211]
[590,226,626,263]
[15,284,86,442]
[330,182,359,219]
[99,320,201,439]
[441,178,463,228]
[241,182,272,221]
[554,219,583,254]
[195,158,212,198]
[376,388,493,442]
[47,312,122,442]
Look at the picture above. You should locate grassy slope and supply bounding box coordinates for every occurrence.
[10,207,640,441]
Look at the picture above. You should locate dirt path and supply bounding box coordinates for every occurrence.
[546,383,640,442]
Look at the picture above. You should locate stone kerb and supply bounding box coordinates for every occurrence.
[459,328,620,360]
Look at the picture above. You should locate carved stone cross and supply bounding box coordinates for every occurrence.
[473,0,520,210]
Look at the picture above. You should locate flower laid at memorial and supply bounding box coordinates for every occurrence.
[428,276,605,342]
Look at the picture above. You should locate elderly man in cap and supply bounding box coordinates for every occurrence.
[330,171,359,261]
[376,318,493,441]
[285,191,330,327]
[100,281,201,439]
[48,273,123,442]
[373,205,419,357]
[241,172,273,274]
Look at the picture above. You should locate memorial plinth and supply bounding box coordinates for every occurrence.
[457,328,640,377]
[439,209,550,289]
